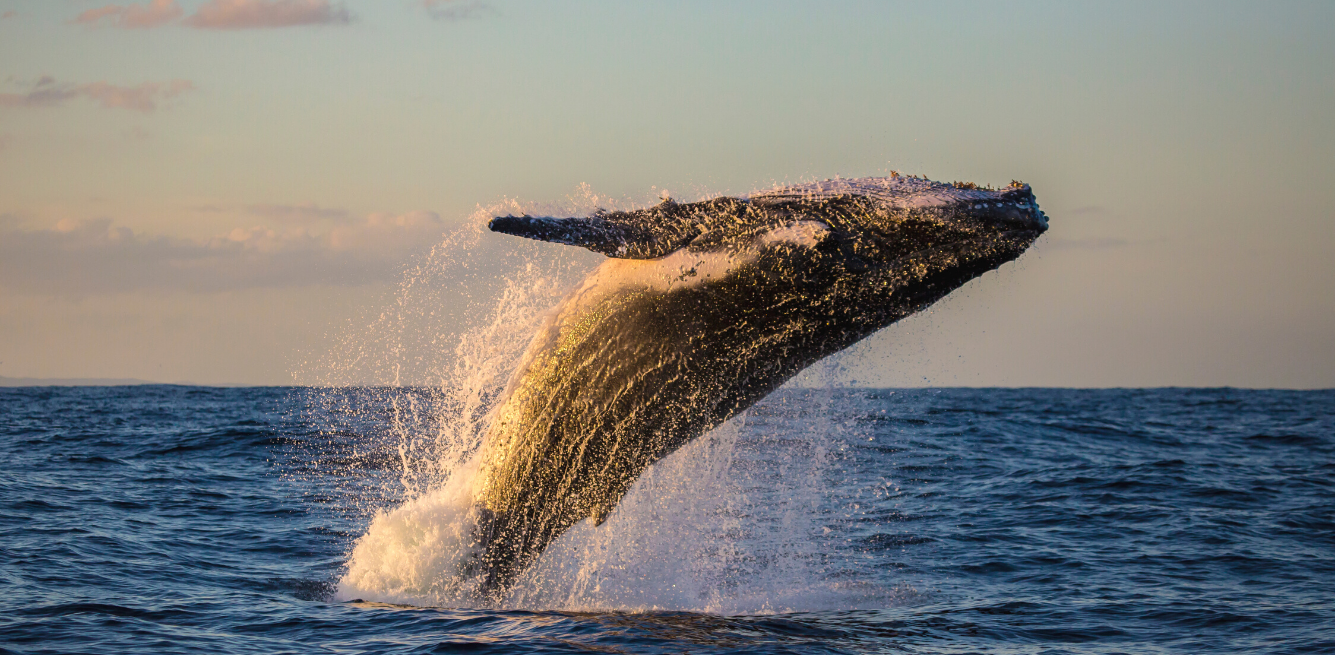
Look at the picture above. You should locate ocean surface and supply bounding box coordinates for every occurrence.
[2,385,1332,654]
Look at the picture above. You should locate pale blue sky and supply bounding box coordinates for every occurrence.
[1,0,1332,386]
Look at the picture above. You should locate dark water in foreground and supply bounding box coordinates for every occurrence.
[1,386,1332,654]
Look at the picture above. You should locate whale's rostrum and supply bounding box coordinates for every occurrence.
[469,174,1048,597]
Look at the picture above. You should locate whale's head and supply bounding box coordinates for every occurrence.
[742,176,1048,297]
[488,175,1046,308]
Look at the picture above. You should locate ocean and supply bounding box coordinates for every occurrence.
[1,385,1331,654]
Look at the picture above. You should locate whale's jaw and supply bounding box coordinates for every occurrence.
[469,176,1048,599]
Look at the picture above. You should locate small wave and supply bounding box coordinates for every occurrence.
[14,602,197,621]
[1245,432,1324,446]
[857,533,933,550]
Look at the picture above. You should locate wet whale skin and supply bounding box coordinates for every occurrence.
[473,175,1049,594]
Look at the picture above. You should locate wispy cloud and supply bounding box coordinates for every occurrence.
[70,0,350,30]
[0,212,446,294]
[194,202,353,223]
[422,0,491,21]
[0,77,194,112]
[246,202,352,222]
[184,0,350,29]
[0,76,78,108]
[74,0,182,28]
[81,79,195,111]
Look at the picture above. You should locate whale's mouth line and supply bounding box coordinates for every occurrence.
[876,227,1044,272]
[861,228,1044,309]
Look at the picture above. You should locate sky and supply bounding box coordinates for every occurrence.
[0,0,1332,387]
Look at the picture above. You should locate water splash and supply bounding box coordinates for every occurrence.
[334,385,883,613]
[303,189,895,613]
[294,198,596,504]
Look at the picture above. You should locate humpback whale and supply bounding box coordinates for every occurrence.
[469,174,1048,596]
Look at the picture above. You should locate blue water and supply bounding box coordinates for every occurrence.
[2,386,1332,653]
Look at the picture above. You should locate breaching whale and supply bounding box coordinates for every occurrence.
[469,174,1048,596]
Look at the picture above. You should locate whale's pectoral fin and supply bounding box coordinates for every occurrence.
[487,213,647,258]
[489,197,757,259]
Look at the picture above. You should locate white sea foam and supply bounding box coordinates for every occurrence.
[337,464,482,605]
[336,398,888,613]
